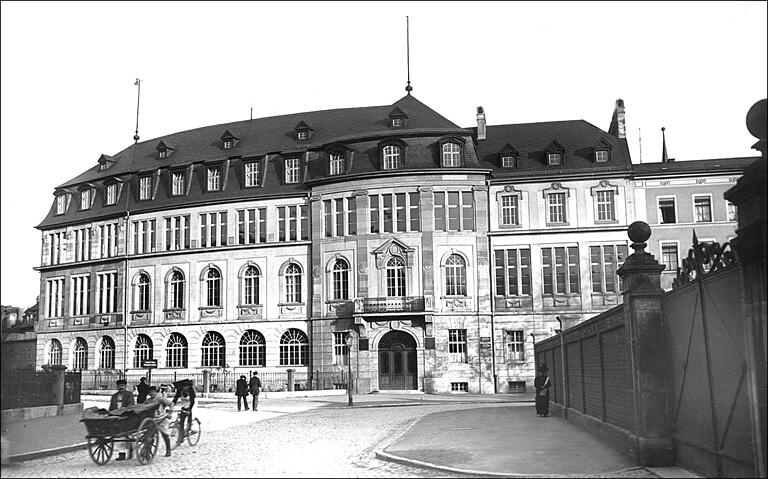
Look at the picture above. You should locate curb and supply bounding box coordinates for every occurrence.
[345,399,534,409]
[374,449,650,478]
[8,442,88,463]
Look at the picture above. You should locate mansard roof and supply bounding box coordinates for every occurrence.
[632,156,759,177]
[473,120,633,178]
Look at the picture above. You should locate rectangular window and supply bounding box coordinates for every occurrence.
[501,156,516,168]
[500,195,519,226]
[335,198,344,236]
[409,192,421,231]
[596,190,615,221]
[207,167,221,191]
[80,190,91,210]
[506,330,525,361]
[658,197,676,224]
[106,184,117,205]
[726,201,738,222]
[48,232,63,265]
[323,200,333,238]
[395,193,406,232]
[329,154,344,175]
[139,176,152,200]
[694,196,712,222]
[277,205,307,242]
[547,153,562,165]
[46,278,64,318]
[595,150,609,162]
[382,194,393,233]
[434,192,446,231]
[448,329,467,363]
[56,195,66,214]
[542,246,580,295]
[434,191,474,231]
[164,215,190,251]
[300,205,309,241]
[74,227,92,261]
[71,274,91,316]
[96,271,118,314]
[132,219,156,254]
[333,332,348,366]
[172,171,185,196]
[590,244,628,293]
[347,197,357,235]
[285,158,300,184]
[450,382,469,392]
[547,193,566,223]
[661,242,679,272]
[237,208,266,245]
[369,195,380,233]
[200,212,227,247]
[100,223,118,258]
[245,162,260,187]
[494,248,532,296]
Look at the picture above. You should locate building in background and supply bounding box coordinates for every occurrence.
[1,301,39,373]
[32,93,753,393]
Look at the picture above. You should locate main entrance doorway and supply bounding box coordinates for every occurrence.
[378,330,417,390]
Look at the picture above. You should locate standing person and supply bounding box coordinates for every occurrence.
[136,377,150,404]
[235,375,249,411]
[172,379,196,445]
[108,379,135,460]
[249,371,262,411]
[145,386,173,457]
[534,364,551,417]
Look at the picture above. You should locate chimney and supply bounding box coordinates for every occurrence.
[476,106,486,140]
[608,99,626,138]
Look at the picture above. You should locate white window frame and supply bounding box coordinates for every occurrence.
[297,131,308,140]
[693,194,713,223]
[207,167,221,191]
[595,150,609,162]
[448,329,467,363]
[442,142,461,167]
[139,176,152,200]
[70,274,91,316]
[96,271,118,314]
[329,153,344,176]
[223,139,233,149]
[383,145,401,170]
[56,195,67,215]
[171,171,185,196]
[595,190,616,222]
[659,240,680,273]
[391,118,403,127]
[547,153,562,165]
[285,158,300,184]
[500,195,520,226]
[506,330,525,362]
[239,330,265,367]
[444,254,467,297]
[46,277,65,318]
[244,162,260,188]
[657,196,677,224]
[279,329,309,366]
[106,184,117,205]
[547,192,567,224]
[501,156,516,168]
[333,332,348,366]
[80,189,91,210]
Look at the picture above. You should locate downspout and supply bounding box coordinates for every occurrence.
[123,210,130,375]
[556,316,568,418]
[486,177,497,393]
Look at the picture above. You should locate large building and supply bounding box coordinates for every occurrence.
[33,93,753,393]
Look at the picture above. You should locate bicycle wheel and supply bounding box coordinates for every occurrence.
[186,417,201,446]
[168,418,181,450]
[135,418,158,465]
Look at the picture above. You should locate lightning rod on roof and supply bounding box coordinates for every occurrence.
[638,128,642,164]
[405,16,412,94]
[133,78,142,143]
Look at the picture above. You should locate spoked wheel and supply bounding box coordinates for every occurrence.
[87,436,114,465]
[187,418,201,446]
[134,418,159,465]
[168,417,181,450]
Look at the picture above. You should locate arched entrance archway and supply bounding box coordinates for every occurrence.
[378,330,417,390]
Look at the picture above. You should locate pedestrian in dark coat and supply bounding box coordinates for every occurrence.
[235,375,249,411]
[136,377,150,404]
[534,364,551,417]
[249,371,262,411]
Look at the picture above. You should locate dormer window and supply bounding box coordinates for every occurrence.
[106,183,117,206]
[388,107,408,128]
[285,158,300,184]
[595,150,608,163]
[383,145,401,169]
[220,130,239,150]
[156,141,174,160]
[207,166,221,191]
[158,150,168,159]
[392,118,403,127]
[55,195,66,215]
[223,139,233,149]
[139,175,152,200]
[592,138,613,163]
[80,189,92,210]
[498,145,519,169]
[171,171,185,196]
[297,131,308,140]
[501,156,517,168]
[547,153,562,165]
[329,153,344,176]
[544,141,565,166]
[294,121,313,141]
[244,161,260,187]
[97,154,114,171]
[442,142,462,167]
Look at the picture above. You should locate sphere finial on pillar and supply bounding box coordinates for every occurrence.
[628,221,652,255]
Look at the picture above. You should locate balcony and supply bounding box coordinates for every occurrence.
[355,296,425,314]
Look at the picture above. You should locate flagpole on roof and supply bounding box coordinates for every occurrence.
[405,16,412,94]
[134,78,142,143]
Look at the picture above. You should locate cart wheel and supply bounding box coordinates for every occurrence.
[169,417,181,450]
[135,418,158,465]
[87,436,114,465]
[187,417,201,446]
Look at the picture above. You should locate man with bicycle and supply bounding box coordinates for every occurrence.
[172,379,196,446]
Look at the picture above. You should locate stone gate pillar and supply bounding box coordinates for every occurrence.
[617,221,674,466]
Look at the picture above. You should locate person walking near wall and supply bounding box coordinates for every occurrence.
[249,371,261,411]
[136,377,150,404]
[235,375,249,411]
[534,364,551,417]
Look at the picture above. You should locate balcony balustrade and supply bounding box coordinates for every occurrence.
[354,296,425,314]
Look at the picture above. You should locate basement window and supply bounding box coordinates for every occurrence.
[450,382,468,392]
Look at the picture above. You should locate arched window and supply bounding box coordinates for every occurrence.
[285,263,302,303]
[136,273,151,311]
[386,256,406,297]
[166,333,188,368]
[279,329,308,366]
[168,270,185,309]
[201,331,225,367]
[72,337,88,370]
[332,259,350,300]
[382,145,401,170]
[442,142,461,167]
[445,254,467,296]
[242,265,260,305]
[203,267,222,307]
[99,336,115,369]
[48,339,62,365]
[239,330,266,367]
[133,334,153,368]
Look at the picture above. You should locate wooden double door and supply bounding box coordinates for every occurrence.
[378,330,417,390]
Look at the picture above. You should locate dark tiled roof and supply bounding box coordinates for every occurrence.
[471,120,633,179]
[632,156,759,176]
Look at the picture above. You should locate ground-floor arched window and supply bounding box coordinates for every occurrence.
[279,329,308,366]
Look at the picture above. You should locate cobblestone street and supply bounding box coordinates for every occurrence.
[2,401,660,478]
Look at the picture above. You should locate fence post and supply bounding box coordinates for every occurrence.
[287,369,295,392]
[202,370,210,398]
[50,365,67,406]
[617,221,673,467]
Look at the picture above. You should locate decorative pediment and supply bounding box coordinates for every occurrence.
[592,137,613,150]
[388,106,408,119]
[499,143,519,156]
[372,238,416,269]
[544,140,565,153]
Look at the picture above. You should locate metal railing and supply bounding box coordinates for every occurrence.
[1,370,81,410]
[358,296,425,313]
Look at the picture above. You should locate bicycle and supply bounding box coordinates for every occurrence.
[168,407,201,449]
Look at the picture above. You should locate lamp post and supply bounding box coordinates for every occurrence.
[346,333,353,406]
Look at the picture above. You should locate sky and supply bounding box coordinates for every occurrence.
[1,1,766,307]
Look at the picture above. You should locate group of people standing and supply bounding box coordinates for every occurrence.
[108,376,196,460]
[235,371,262,411]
